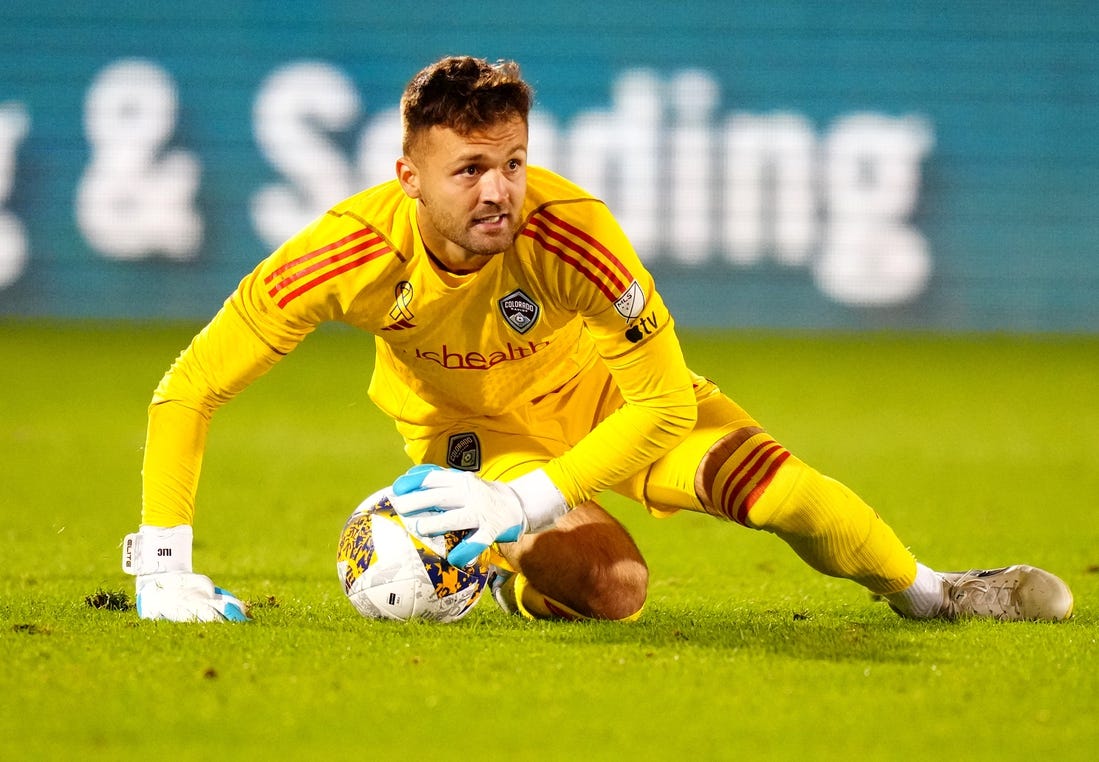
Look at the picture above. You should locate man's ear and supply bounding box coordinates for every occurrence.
[396,156,421,199]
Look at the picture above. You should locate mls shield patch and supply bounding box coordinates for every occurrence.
[614,280,646,321]
[446,432,481,471]
[498,289,540,335]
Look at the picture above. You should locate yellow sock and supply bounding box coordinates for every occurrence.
[711,433,916,595]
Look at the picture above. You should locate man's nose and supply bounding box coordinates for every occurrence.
[479,170,507,204]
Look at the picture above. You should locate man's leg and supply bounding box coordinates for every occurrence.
[409,419,649,622]
[628,386,919,598]
[694,425,918,595]
[627,379,1072,621]
[494,501,648,621]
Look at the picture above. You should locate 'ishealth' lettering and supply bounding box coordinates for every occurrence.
[414,340,550,370]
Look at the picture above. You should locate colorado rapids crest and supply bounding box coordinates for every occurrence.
[498,288,540,334]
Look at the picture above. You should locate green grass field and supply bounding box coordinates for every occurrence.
[2,321,1097,760]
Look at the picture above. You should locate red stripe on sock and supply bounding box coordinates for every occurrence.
[718,441,792,525]
[737,450,791,525]
[717,440,777,522]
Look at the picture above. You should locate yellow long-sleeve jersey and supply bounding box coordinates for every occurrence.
[142,166,698,526]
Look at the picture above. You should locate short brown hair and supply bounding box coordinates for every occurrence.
[401,56,534,155]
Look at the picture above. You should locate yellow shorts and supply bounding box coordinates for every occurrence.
[402,362,759,516]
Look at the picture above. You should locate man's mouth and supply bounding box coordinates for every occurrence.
[473,213,507,229]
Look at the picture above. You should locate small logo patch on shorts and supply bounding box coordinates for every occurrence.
[446,432,481,471]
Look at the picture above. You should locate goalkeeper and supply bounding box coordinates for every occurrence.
[123,55,1073,624]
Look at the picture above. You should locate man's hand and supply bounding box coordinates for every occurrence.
[390,465,568,567]
[121,525,250,622]
[135,572,249,622]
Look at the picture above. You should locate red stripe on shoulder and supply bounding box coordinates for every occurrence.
[265,227,392,308]
[519,227,618,302]
[523,207,633,297]
[264,228,375,285]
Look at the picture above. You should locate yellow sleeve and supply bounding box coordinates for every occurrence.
[141,200,391,526]
[523,191,698,506]
[141,294,293,526]
[141,246,324,526]
[542,317,698,507]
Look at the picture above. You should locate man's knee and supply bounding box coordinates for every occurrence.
[695,426,789,524]
[513,501,649,621]
[585,552,649,621]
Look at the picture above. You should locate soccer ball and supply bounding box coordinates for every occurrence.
[336,489,491,622]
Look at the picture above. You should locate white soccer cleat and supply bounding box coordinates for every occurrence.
[939,565,1074,622]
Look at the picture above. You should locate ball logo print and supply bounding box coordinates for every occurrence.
[336,511,378,594]
[414,531,482,599]
[336,493,491,622]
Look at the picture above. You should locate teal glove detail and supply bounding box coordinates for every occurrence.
[390,465,568,567]
[135,572,250,622]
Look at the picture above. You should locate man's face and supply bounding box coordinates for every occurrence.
[397,117,528,273]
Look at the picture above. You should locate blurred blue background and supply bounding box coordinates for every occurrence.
[1,1,1096,331]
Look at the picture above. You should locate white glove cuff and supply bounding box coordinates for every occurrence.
[122,525,194,576]
[508,469,569,532]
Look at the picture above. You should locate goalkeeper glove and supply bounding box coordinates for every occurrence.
[121,525,249,622]
[390,465,568,567]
